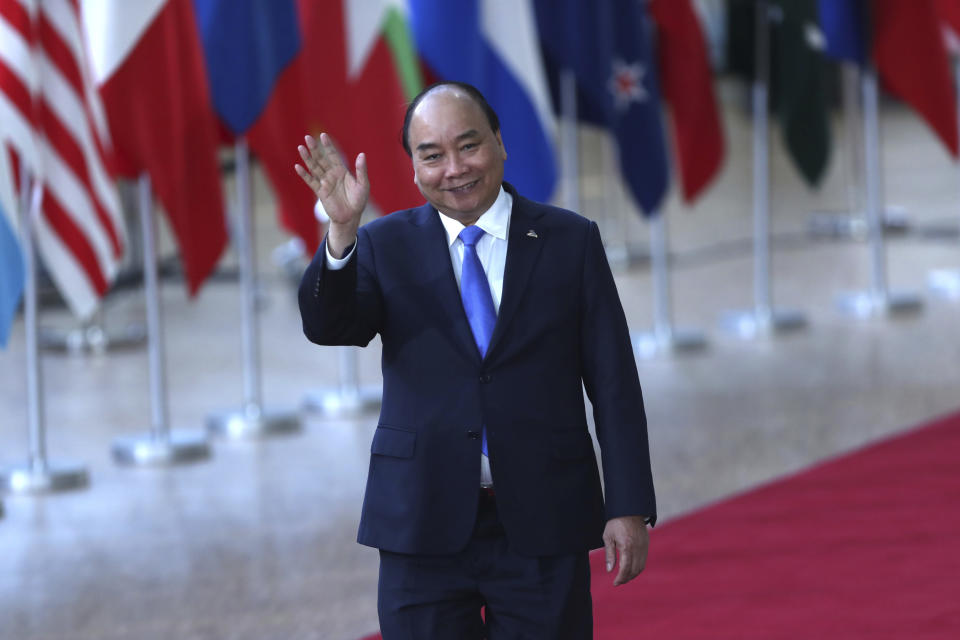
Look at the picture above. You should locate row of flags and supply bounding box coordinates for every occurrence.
[4,1,960,350]
[0,0,722,349]
[729,0,960,188]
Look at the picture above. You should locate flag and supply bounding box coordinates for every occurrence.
[649,0,726,203]
[0,0,125,320]
[243,0,317,253]
[411,0,557,203]
[192,0,299,135]
[536,0,669,215]
[771,0,831,186]
[192,0,322,254]
[289,0,424,221]
[874,0,958,157]
[81,0,227,295]
[0,141,24,347]
[817,0,867,64]
[724,0,830,187]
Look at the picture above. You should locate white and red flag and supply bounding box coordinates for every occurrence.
[0,0,125,318]
[81,0,226,295]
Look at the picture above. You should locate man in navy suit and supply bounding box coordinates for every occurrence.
[296,82,655,639]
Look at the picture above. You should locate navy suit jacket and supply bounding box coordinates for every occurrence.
[298,183,656,557]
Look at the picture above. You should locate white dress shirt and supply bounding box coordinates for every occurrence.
[326,187,513,487]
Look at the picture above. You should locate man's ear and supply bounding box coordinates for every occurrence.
[496,131,507,161]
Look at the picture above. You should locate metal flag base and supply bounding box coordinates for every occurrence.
[112,429,211,466]
[719,308,808,339]
[928,269,960,299]
[206,406,301,439]
[835,290,924,318]
[39,322,146,354]
[632,328,708,360]
[1,461,89,494]
[807,206,909,239]
[303,386,382,417]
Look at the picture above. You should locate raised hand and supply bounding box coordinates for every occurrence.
[295,133,369,256]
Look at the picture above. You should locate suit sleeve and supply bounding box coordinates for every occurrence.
[578,220,657,525]
[297,227,383,347]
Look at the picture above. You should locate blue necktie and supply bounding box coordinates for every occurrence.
[459,225,496,456]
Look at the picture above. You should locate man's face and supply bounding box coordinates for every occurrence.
[407,88,507,225]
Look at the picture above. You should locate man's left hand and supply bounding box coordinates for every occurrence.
[603,516,649,586]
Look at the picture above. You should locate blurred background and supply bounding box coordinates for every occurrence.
[2,0,959,638]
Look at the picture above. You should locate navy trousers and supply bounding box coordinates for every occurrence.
[377,491,593,639]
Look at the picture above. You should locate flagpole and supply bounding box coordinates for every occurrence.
[560,69,581,213]
[836,66,923,317]
[928,55,960,298]
[111,174,211,464]
[632,211,706,359]
[1,170,88,494]
[207,139,300,437]
[719,0,806,339]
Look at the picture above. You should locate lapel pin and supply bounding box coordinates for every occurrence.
[526,229,538,238]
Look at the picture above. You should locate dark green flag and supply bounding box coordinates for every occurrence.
[726,0,831,187]
[771,0,831,186]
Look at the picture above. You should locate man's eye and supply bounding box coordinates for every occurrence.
[424,153,440,161]
[462,143,477,151]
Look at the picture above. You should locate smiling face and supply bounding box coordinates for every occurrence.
[407,87,507,226]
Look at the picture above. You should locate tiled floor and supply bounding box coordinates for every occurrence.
[2,95,960,639]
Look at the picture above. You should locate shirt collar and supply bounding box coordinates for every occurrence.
[437,186,512,248]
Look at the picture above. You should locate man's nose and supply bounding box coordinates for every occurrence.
[443,153,467,177]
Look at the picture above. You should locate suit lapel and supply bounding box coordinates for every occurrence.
[411,203,482,363]
[486,194,545,361]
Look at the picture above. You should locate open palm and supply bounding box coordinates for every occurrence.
[296,133,369,226]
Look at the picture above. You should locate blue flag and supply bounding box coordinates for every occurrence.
[192,0,301,135]
[818,0,868,65]
[409,0,557,203]
[536,0,669,216]
[0,196,24,348]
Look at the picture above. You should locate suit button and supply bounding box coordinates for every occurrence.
[466,430,481,439]
[479,374,492,384]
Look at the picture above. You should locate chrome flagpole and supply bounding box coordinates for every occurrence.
[836,66,922,317]
[633,211,707,359]
[560,69,581,214]
[207,139,300,437]
[720,0,806,338]
[1,171,88,494]
[928,55,960,299]
[111,174,211,464]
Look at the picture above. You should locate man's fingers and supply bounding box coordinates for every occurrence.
[318,133,345,169]
[614,546,631,586]
[355,153,368,190]
[294,163,319,193]
[604,538,616,573]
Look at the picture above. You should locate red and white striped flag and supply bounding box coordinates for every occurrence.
[0,0,125,318]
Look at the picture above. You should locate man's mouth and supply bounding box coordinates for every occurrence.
[447,180,479,193]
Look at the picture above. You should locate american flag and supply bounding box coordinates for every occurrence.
[0,0,124,318]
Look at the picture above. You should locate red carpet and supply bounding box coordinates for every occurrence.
[361,411,960,639]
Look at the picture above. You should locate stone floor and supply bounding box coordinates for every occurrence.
[2,97,960,639]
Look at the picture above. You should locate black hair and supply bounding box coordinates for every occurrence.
[400,81,501,156]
